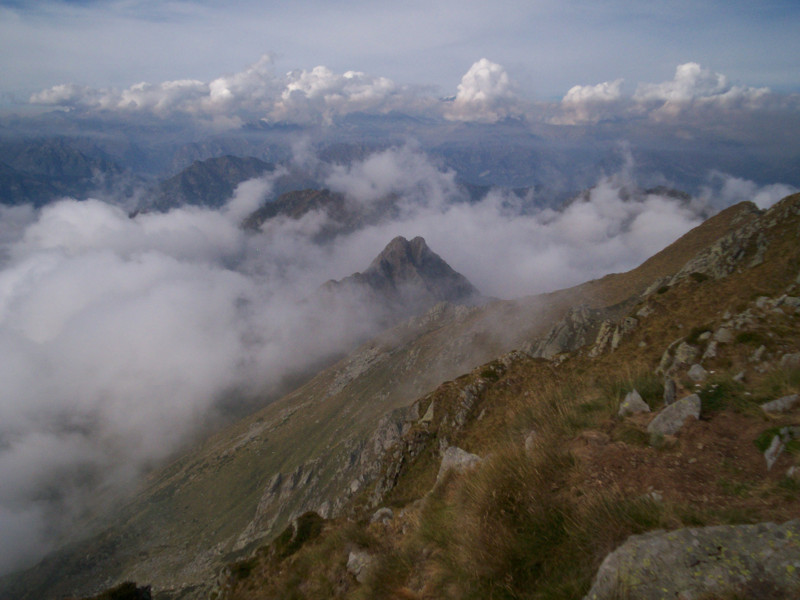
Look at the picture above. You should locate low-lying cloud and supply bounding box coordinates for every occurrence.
[0,145,795,575]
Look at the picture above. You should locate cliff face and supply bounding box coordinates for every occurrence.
[5,194,800,600]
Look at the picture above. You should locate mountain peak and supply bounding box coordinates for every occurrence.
[321,235,479,324]
[361,235,478,305]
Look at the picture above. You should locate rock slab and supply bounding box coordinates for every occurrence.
[618,389,650,417]
[584,520,800,600]
[647,394,701,436]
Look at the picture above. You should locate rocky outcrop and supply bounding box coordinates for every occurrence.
[584,520,800,600]
[529,305,602,358]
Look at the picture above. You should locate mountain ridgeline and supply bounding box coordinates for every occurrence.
[321,235,481,322]
[3,192,800,599]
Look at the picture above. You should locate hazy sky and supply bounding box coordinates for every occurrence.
[1,0,798,105]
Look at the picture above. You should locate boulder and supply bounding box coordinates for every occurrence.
[618,390,650,417]
[779,353,800,369]
[347,549,375,583]
[760,394,800,414]
[663,378,676,406]
[647,394,701,436]
[436,446,482,483]
[687,363,708,382]
[713,327,734,343]
[370,507,394,524]
[583,520,800,600]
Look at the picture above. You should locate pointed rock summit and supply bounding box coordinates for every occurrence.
[323,236,479,320]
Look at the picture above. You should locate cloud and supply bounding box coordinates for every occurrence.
[444,58,521,123]
[699,171,798,210]
[633,62,772,117]
[0,144,797,576]
[552,78,625,124]
[324,144,459,206]
[28,54,427,127]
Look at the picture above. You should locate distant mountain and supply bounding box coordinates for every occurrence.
[150,155,274,211]
[0,138,125,206]
[322,236,480,319]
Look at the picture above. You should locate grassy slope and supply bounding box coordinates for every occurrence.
[217,194,800,599]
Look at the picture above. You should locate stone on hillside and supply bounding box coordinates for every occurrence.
[347,549,375,583]
[702,340,718,360]
[764,435,785,470]
[713,327,734,343]
[420,400,435,423]
[370,507,394,524]
[760,394,800,414]
[663,378,676,406]
[583,520,800,600]
[687,363,708,382]
[647,394,701,436]
[733,371,746,383]
[781,296,800,309]
[618,390,650,417]
[436,446,482,483]
[524,430,538,455]
[750,345,767,363]
[674,342,699,365]
[779,353,800,369]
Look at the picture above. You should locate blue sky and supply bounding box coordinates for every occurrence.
[1,0,798,106]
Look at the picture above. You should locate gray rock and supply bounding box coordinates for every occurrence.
[733,371,746,383]
[420,400,435,423]
[647,394,701,436]
[702,340,718,360]
[779,353,800,369]
[782,296,800,309]
[750,345,767,363]
[713,327,734,343]
[583,520,800,600]
[524,430,538,455]
[663,378,676,406]
[764,435,785,470]
[347,549,375,583]
[674,342,699,365]
[370,507,394,524]
[760,394,800,414]
[436,446,482,483]
[618,390,650,417]
[687,363,708,382]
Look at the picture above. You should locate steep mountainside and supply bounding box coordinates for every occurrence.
[0,139,125,206]
[151,155,274,210]
[3,194,798,600]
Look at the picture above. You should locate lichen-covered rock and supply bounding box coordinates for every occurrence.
[618,390,650,417]
[583,520,800,600]
[647,394,701,436]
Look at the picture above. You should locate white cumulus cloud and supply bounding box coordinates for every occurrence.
[444,58,521,123]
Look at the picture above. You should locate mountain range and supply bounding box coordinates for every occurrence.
[2,183,799,599]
